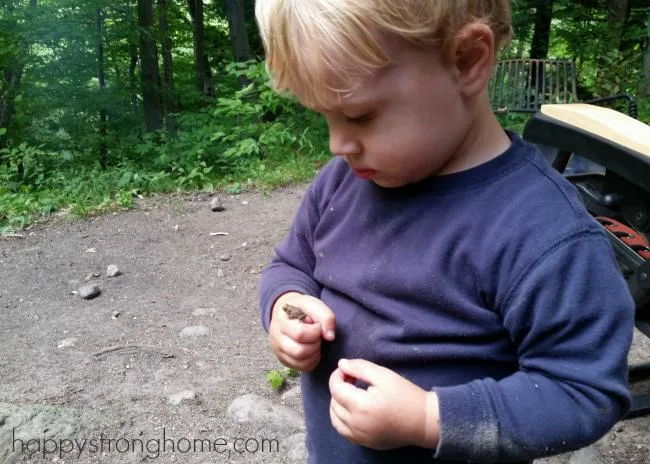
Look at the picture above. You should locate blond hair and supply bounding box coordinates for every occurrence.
[255,0,512,107]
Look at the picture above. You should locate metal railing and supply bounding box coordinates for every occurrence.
[489,59,578,113]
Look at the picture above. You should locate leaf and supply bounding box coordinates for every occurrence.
[285,367,300,378]
[210,131,226,142]
[266,369,285,390]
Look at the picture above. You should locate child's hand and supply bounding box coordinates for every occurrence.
[268,292,336,372]
[329,359,440,450]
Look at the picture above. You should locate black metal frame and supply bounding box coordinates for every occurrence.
[523,107,650,419]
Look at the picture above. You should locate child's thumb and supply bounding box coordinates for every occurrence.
[337,358,383,386]
[302,301,336,341]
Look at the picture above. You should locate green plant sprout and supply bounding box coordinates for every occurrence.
[266,367,300,391]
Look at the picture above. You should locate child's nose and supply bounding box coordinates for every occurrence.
[328,129,361,158]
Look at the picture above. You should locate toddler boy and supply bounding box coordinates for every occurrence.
[256,1,635,462]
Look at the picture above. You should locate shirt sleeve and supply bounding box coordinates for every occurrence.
[258,183,324,332]
[433,230,635,462]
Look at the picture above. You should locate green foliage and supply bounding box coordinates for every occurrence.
[0,60,330,232]
[579,48,643,99]
[125,60,328,192]
[266,367,300,391]
[2,0,647,234]
[496,112,531,135]
[0,154,176,234]
[637,98,650,125]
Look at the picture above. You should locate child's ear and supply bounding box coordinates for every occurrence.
[450,22,495,97]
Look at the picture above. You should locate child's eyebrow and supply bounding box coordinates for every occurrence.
[311,96,377,114]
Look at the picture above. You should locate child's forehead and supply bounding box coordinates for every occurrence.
[298,85,372,112]
[279,24,404,111]
[291,63,388,112]
[289,32,434,110]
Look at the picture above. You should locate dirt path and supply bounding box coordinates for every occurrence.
[1,185,649,463]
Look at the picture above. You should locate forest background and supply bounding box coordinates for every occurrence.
[1,0,649,233]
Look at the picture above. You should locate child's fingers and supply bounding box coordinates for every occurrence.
[296,300,337,341]
[329,367,366,408]
[293,353,322,372]
[279,334,321,362]
[272,293,336,341]
[282,318,323,343]
[337,358,388,387]
[278,347,321,372]
[329,399,353,437]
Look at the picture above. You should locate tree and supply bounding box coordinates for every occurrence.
[188,0,214,97]
[96,7,108,167]
[138,0,163,132]
[224,0,250,63]
[607,0,630,49]
[157,0,177,132]
[0,0,37,156]
[530,0,555,59]
[243,0,263,57]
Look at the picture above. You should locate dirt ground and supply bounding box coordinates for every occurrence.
[1,184,649,464]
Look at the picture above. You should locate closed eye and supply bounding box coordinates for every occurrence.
[345,113,373,124]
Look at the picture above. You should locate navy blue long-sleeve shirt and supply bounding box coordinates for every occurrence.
[258,133,634,463]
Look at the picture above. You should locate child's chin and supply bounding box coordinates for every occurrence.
[372,176,410,188]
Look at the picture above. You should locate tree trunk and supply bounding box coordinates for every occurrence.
[225,0,251,62]
[607,0,629,50]
[129,44,139,114]
[96,8,108,168]
[0,0,37,175]
[0,0,35,146]
[0,68,22,152]
[157,0,177,133]
[641,10,650,97]
[528,0,554,99]
[529,0,555,59]
[137,0,163,132]
[188,0,214,97]
[243,0,264,58]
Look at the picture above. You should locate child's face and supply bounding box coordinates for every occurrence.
[302,37,472,188]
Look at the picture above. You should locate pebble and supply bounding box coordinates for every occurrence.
[168,390,196,405]
[192,308,216,317]
[281,385,302,401]
[106,265,120,277]
[78,284,100,299]
[216,269,225,278]
[219,254,231,262]
[57,338,77,349]
[210,197,225,212]
[227,393,305,433]
[179,325,211,338]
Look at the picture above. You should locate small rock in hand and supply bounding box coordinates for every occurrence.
[283,304,306,321]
